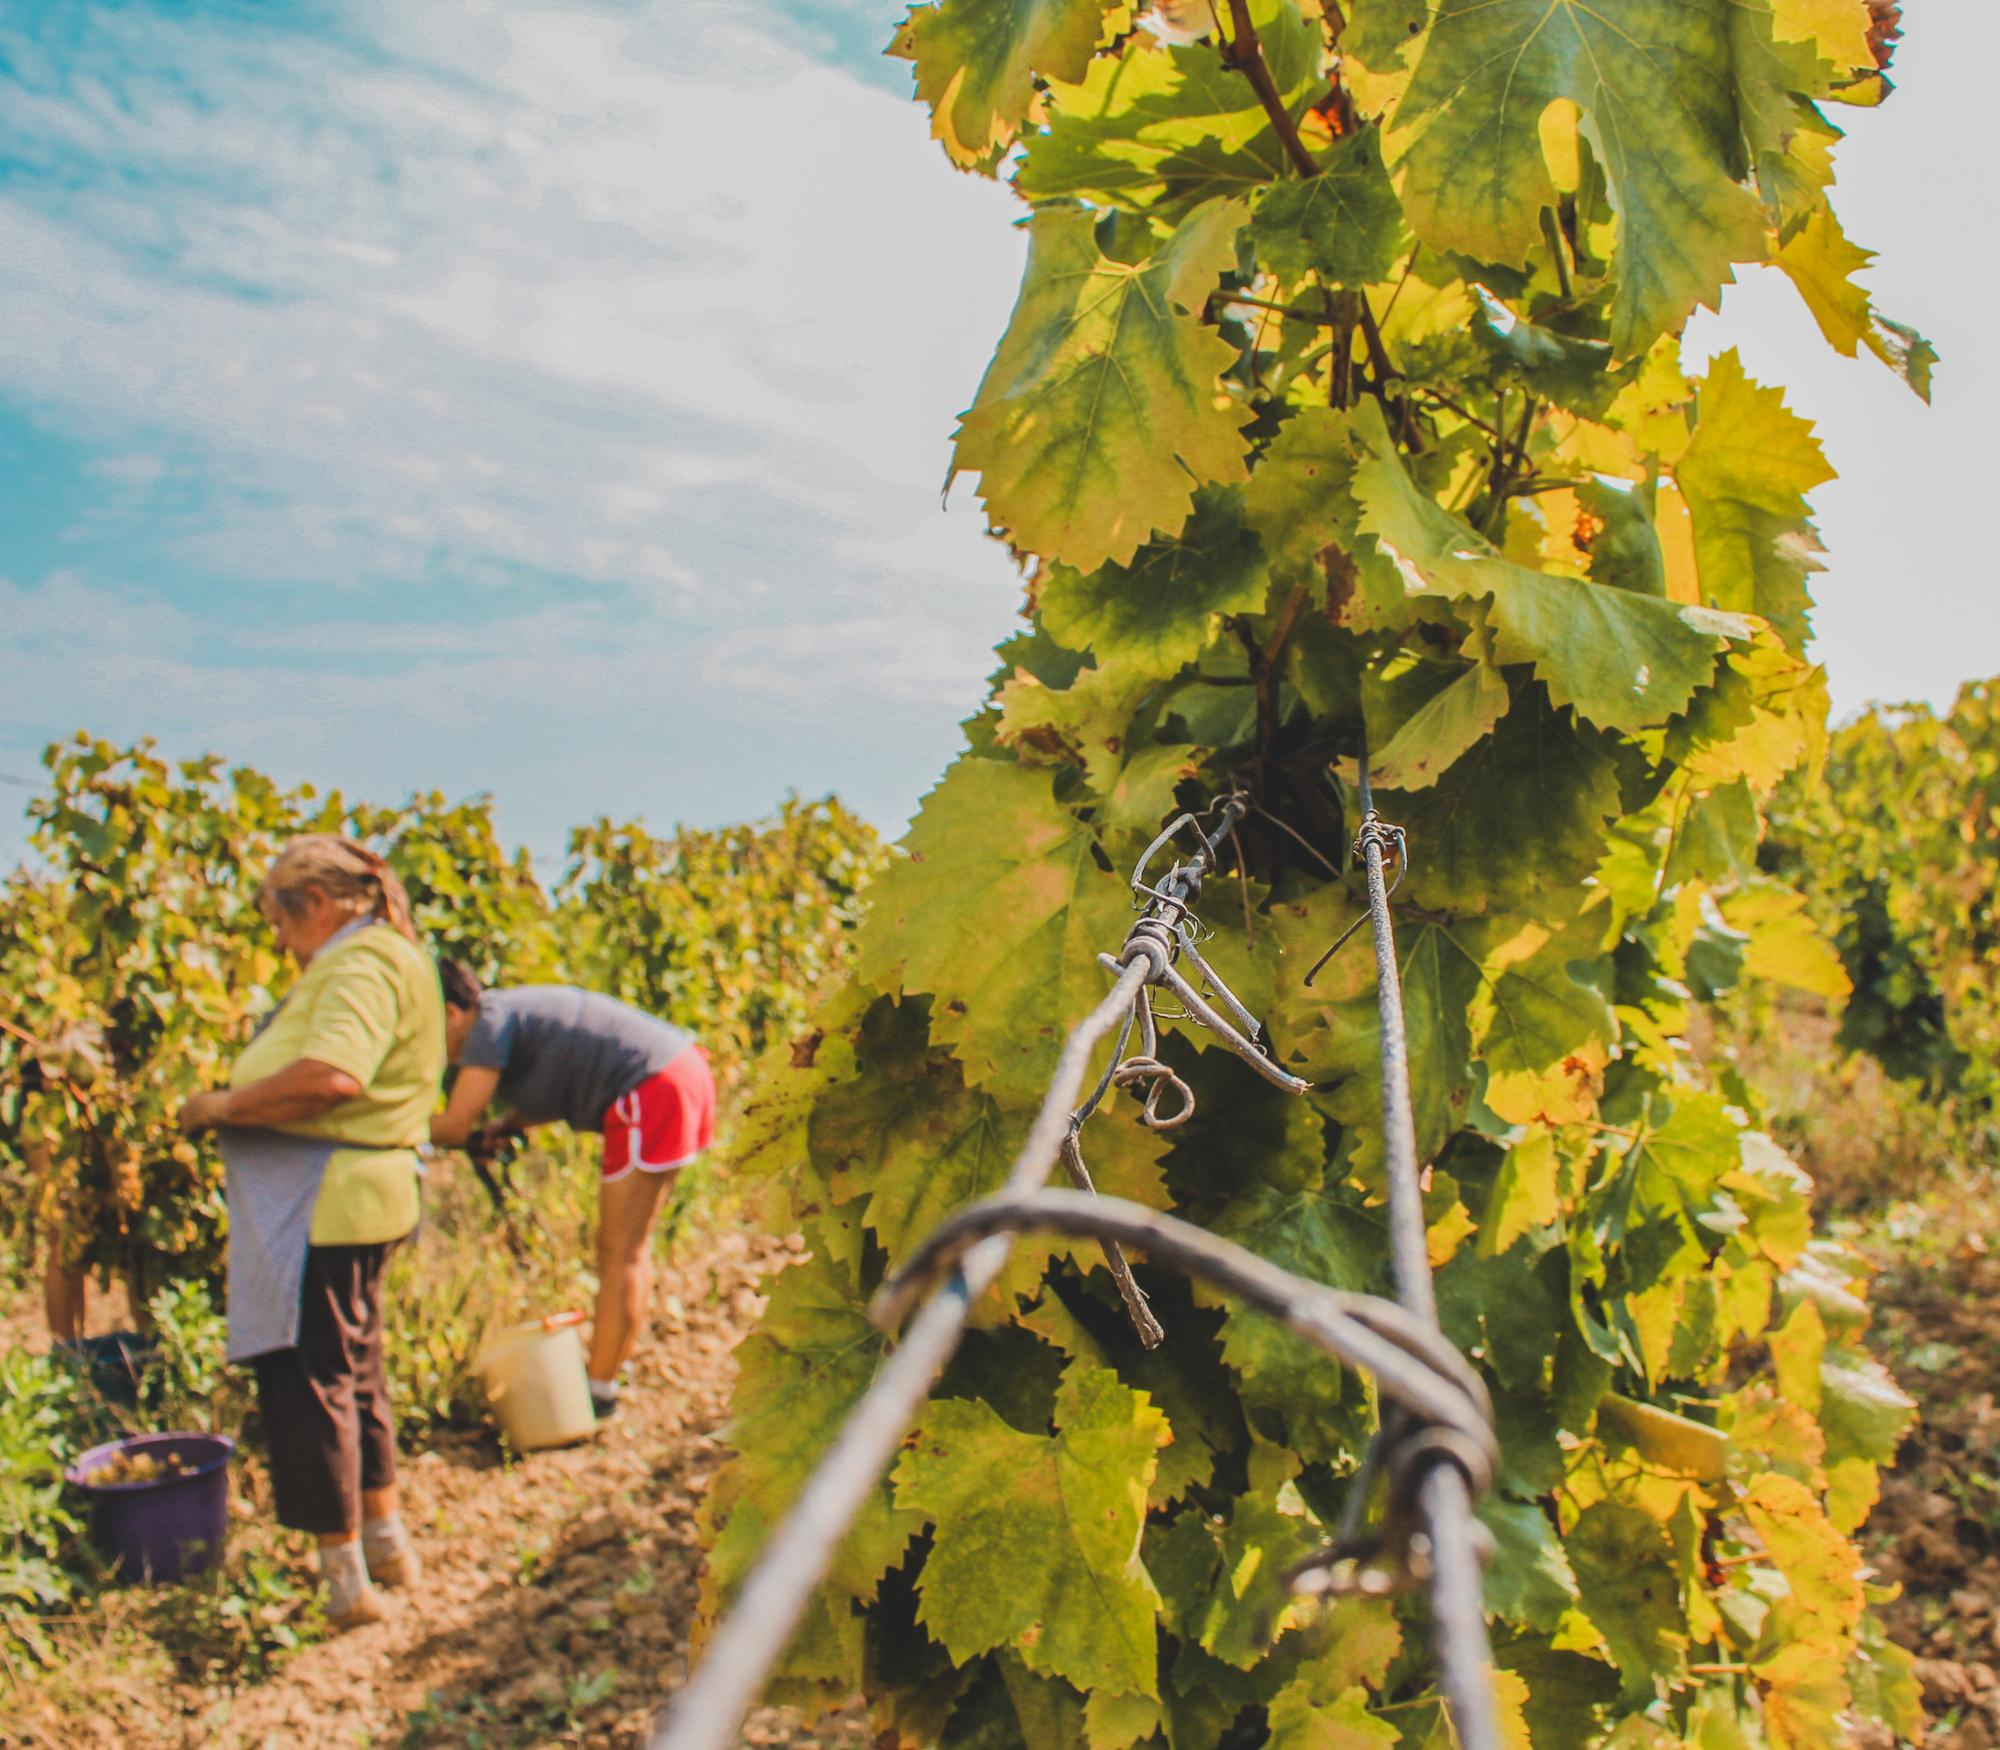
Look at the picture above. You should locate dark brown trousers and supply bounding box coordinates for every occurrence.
[251,1243,397,1537]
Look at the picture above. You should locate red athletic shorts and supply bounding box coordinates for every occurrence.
[601,1049,715,1182]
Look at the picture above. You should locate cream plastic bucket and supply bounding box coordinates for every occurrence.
[476,1311,597,1450]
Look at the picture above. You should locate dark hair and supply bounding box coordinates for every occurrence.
[438,959,484,1012]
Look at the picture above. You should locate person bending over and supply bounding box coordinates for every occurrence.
[429,966,715,1419]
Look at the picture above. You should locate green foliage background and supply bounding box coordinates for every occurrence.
[699,1,1934,1745]
[1763,680,2000,1120]
[0,734,884,1300]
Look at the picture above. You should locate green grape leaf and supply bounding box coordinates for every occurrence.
[1387,0,1771,355]
[1039,486,1272,673]
[1087,1686,1164,1750]
[1198,1179,1379,1462]
[1282,909,1481,1167]
[1470,284,1626,417]
[1364,646,1512,793]
[1249,128,1407,288]
[811,1012,1165,1308]
[1265,1683,1398,1749]
[1383,688,1625,915]
[1576,477,1668,597]
[1567,1500,1686,1697]
[724,1243,920,1599]
[897,0,1129,168]
[1676,349,1834,650]
[1149,1490,1320,1669]
[953,198,1253,573]
[1480,1498,1581,1633]
[1017,0,1321,217]
[1240,407,1416,631]
[896,1362,1168,1698]
[1817,1357,1915,1467]
[857,758,1134,1102]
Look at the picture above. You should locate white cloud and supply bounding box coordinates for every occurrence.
[0,0,1038,858]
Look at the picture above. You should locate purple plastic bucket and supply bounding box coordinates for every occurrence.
[66,1432,235,1584]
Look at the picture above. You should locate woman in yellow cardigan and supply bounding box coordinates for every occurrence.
[180,835,443,1629]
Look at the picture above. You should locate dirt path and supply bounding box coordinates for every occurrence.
[19,1177,1999,1746]
[1864,1208,2000,1750]
[18,1227,861,1750]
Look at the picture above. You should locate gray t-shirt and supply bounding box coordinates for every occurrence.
[459,986,693,1133]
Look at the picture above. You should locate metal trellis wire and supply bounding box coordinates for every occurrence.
[1297,751,1502,1749]
[652,781,1501,1750]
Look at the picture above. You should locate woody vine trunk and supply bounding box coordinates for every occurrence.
[699,1,1932,1743]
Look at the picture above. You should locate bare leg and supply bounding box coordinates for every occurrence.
[43,1250,86,1344]
[589,1166,678,1383]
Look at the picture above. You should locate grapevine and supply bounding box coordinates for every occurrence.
[696,2,1931,1745]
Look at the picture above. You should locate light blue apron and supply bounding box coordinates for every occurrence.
[219,1127,344,1362]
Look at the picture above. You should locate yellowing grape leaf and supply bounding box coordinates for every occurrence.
[1774,207,1935,400]
[857,758,1135,1102]
[1349,403,1750,733]
[1769,1297,1827,1416]
[1743,1472,1864,1644]
[1480,1130,1565,1258]
[1385,0,1770,355]
[995,661,1155,790]
[1264,1684,1397,1749]
[1249,127,1407,288]
[1038,486,1271,673]
[953,197,1253,572]
[1471,904,1616,1127]
[1676,350,1834,651]
[1769,0,1873,71]
[895,1363,1167,1698]
[898,0,1128,168]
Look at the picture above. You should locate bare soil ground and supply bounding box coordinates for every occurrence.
[12,1160,2000,1746]
[1862,1200,2000,1749]
[4,1225,862,1750]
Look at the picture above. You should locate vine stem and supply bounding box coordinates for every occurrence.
[1216,0,1400,402]
[0,1013,51,1053]
[1220,0,1318,177]
[1251,587,1311,771]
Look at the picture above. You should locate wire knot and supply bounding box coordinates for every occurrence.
[1110,1055,1196,1129]
[1285,1402,1497,1601]
[1353,808,1407,871]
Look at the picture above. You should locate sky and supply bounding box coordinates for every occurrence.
[0,0,1992,869]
